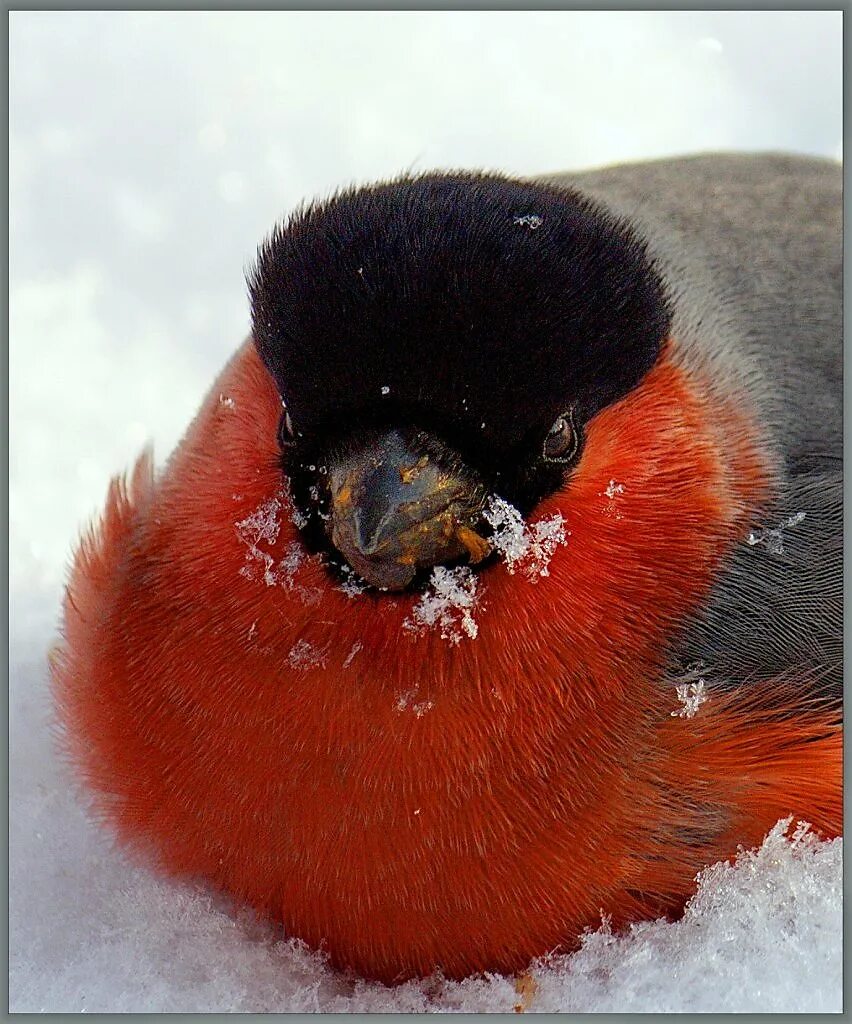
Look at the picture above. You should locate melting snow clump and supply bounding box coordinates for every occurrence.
[287,639,329,670]
[747,511,806,555]
[483,496,567,579]
[218,393,236,409]
[604,479,625,499]
[395,687,435,717]
[406,565,479,644]
[338,565,368,597]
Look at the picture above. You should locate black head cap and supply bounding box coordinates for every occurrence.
[249,171,671,511]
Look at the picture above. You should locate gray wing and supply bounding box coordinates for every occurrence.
[677,467,841,698]
[544,152,841,465]
[545,154,842,700]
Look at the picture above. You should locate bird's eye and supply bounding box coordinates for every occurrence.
[543,409,579,464]
[278,408,296,449]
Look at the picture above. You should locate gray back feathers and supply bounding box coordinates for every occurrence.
[546,153,842,702]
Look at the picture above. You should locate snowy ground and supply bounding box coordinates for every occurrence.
[9,11,842,1013]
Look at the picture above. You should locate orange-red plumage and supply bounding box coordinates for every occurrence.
[52,339,841,982]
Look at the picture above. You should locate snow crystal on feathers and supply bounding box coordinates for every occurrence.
[406,566,479,644]
[483,496,568,579]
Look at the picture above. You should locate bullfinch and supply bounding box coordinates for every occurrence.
[52,153,841,983]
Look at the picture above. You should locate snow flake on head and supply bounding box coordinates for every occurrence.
[483,496,568,580]
[405,566,479,645]
[513,213,543,230]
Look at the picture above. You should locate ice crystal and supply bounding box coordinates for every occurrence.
[342,641,362,668]
[483,496,567,579]
[290,505,308,530]
[672,678,709,719]
[235,492,312,596]
[405,566,479,644]
[338,566,368,597]
[513,213,543,230]
[236,494,282,550]
[746,511,806,556]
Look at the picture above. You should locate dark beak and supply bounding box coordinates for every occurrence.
[326,430,491,591]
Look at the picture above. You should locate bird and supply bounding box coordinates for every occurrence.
[51,153,841,985]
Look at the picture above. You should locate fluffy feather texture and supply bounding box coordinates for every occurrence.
[52,343,839,981]
[52,155,841,984]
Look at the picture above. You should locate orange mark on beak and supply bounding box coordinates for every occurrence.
[335,484,353,508]
[456,524,492,564]
[398,456,430,486]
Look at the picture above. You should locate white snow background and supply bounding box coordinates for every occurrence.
[9,11,843,1013]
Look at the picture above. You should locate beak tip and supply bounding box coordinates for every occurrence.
[325,430,487,590]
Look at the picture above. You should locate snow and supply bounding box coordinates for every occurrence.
[513,213,544,230]
[236,493,284,558]
[405,565,480,644]
[235,492,308,592]
[672,678,709,719]
[10,692,842,1015]
[342,641,363,668]
[10,10,841,1013]
[483,496,568,579]
[670,663,711,720]
[395,688,436,718]
[747,511,807,556]
[338,567,369,598]
[287,639,330,671]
